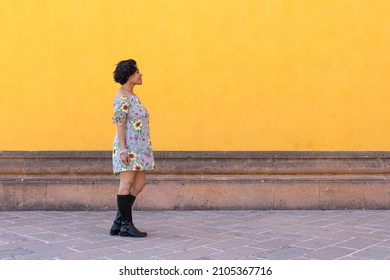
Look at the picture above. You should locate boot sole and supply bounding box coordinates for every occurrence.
[119,232,147,238]
[110,230,120,236]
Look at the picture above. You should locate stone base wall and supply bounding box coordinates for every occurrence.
[0,151,389,210]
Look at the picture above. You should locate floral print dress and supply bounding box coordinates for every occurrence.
[112,95,155,174]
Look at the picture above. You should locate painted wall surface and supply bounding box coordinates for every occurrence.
[1,0,389,151]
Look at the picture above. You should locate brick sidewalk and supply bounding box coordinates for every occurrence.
[1,210,390,260]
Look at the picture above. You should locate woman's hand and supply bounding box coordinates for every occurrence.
[120,150,130,165]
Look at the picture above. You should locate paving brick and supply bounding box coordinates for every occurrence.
[11,243,80,260]
[304,246,356,260]
[160,238,217,251]
[27,232,74,244]
[117,238,177,252]
[222,231,270,241]
[109,247,177,260]
[0,233,34,243]
[2,225,49,235]
[294,237,343,249]
[251,238,296,250]
[350,245,390,260]
[161,246,222,260]
[205,238,255,250]
[335,237,382,250]
[378,239,390,248]
[257,246,310,260]
[0,239,46,251]
[0,248,35,259]
[71,239,127,251]
[208,246,265,260]
[59,247,125,260]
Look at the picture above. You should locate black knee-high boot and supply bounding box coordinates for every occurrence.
[110,195,139,235]
[117,194,147,237]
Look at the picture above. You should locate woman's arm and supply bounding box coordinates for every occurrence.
[117,119,130,165]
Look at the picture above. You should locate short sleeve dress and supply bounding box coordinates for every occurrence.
[112,95,155,174]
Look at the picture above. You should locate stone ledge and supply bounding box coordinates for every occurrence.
[0,151,389,210]
[1,174,389,184]
[1,151,389,175]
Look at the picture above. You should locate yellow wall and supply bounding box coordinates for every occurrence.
[1,0,390,151]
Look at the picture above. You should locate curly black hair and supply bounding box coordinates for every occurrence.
[113,59,138,85]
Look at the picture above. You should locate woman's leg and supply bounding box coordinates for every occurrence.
[110,171,138,236]
[130,171,146,196]
[127,171,147,233]
[117,171,147,237]
[118,171,136,195]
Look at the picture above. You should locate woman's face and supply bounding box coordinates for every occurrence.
[129,69,143,85]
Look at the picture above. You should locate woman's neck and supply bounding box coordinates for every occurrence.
[120,84,135,96]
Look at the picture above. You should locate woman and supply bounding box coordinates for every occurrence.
[109,59,155,237]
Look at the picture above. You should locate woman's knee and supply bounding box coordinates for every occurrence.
[131,183,146,196]
[122,176,135,186]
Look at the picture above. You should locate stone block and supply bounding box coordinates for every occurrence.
[46,184,94,210]
[1,182,47,210]
[69,159,111,174]
[274,183,320,209]
[0,159,24,175]
[23,159,70,174]
[319,183,365,209]
[135,181,186,210]
[364,183,390,209]
[90,184,117,210]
